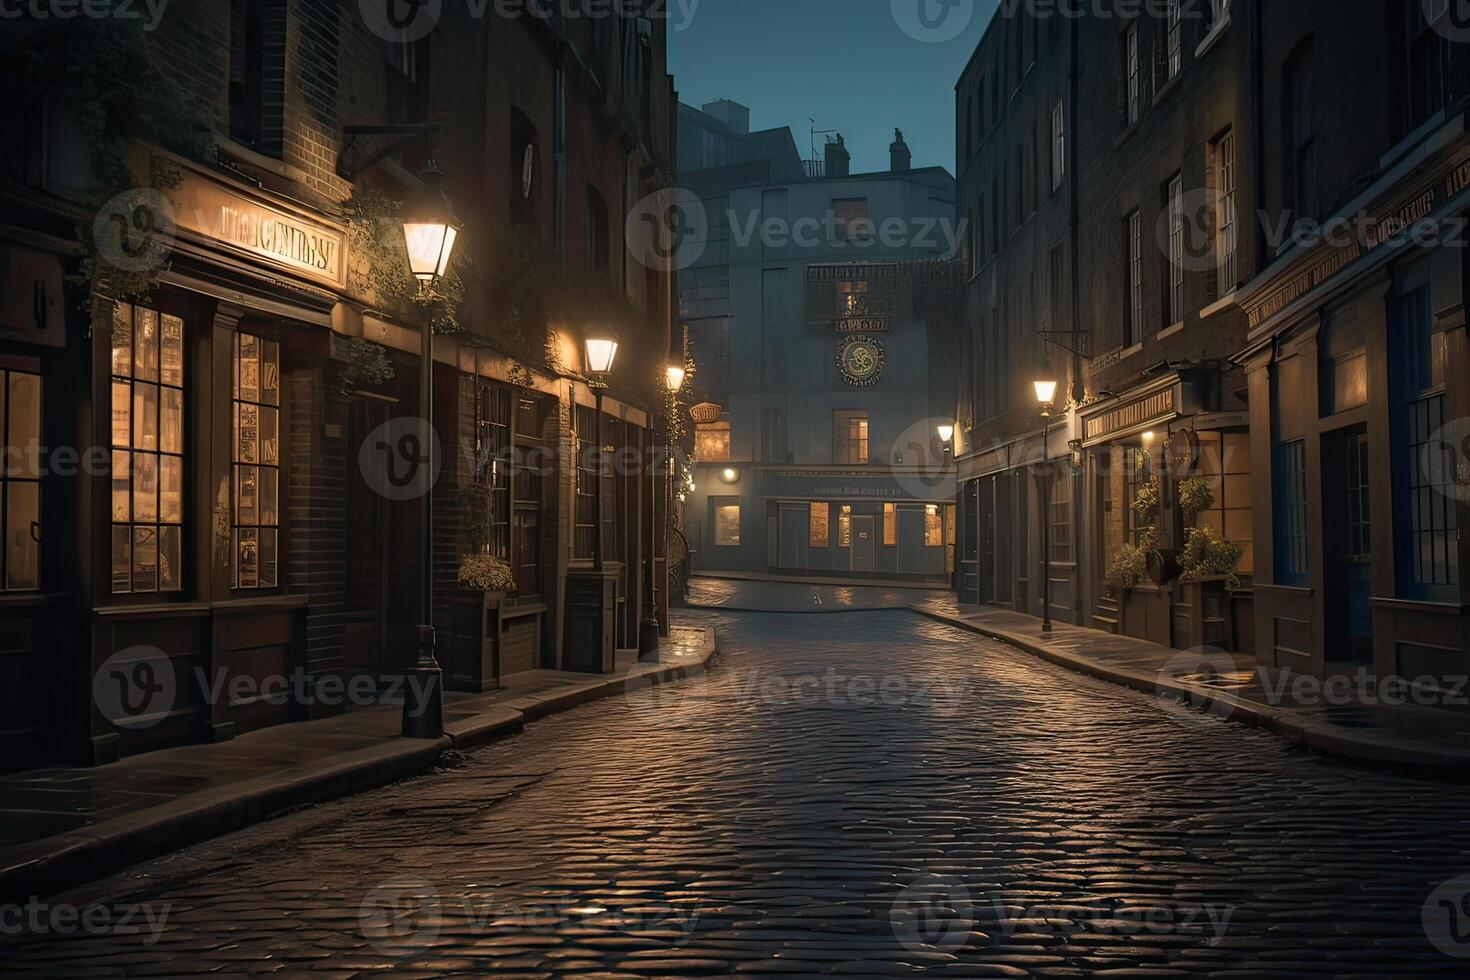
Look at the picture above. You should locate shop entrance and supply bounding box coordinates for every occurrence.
[344,397,392,680]
[1323,426,1374,665]
[851,516,876,573]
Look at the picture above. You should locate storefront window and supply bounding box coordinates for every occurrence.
[1049,474,1073,563]
[925,505,943,547]
[810,502,830,547]
[0,368,41,591]
[574,404,598,560]
[838,505,853,547]
[512,395,547,597]
[1125,447,1156,546]
[232,332,280,589]
[1274,439,1309,585]
[111,303,184,594]
[714,501,740,546]
[1195,430,1253,574]
[472,383,511,560]
[883,502,896,546]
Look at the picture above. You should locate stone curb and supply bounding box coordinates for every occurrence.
[1,625,717,903]
[910,605,1470,781]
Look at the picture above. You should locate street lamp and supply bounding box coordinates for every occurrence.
[400,165,462,740]
[1035,377,1060,635]
[666,363,686,392]
[584,333,619,573]
[937,423,955,454]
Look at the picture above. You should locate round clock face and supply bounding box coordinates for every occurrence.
[838,335,885,387]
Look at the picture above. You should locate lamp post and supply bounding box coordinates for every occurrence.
[641,362,686,656]
[1034,379,1059,635]
[584,334,619,573]
[399,165,461,740]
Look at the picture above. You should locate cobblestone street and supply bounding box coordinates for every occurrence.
[8,610,1470,976]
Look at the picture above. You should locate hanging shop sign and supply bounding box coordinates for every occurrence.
[169,170,347,288]
[837,335,885,387]
[689,402,723,424]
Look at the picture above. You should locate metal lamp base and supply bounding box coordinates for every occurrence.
[401,665,444,739]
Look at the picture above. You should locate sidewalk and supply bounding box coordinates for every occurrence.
[912,596,1470,780]
[0,623,716,904]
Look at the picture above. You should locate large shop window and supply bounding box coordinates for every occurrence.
[1124,447,1155,546]
[574,404,598,561]
[713,500,741,546]
[111,303,185,594]
[883,502,897,546]
[1049,472,1073,563]
[512,395,546,598]
[472,384,511,561]
[1274,439,1309,585]
[233,333,280,590]
[809,502,830,548]
[1393,285,1459,597]
[925,505,944,547]
[1195,430,1253,574]
[0,369,41,591]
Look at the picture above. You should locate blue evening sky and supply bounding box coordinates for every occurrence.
[667,0,1000,176]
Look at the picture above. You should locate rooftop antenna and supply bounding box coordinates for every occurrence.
[808,118,838,162]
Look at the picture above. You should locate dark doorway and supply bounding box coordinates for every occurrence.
[1323,426,1374,666]
[344,398,392,680]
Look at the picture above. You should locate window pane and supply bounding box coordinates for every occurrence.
[236,528,259,588]
[810,502,829,547]
[132,526,158,592]
[237,403,258,463]
[111,450,131,521]
[134,383,158,451]
[260,529,277,588]
[259,406,279,465]
[160,314,184,387]
[111,526,131,593]
[239,333,260,403]
[112,303,133,378]
[7,373,41,479]
[133,452,158,523]
[237,465,259,526]
[715,504,740,546]
[5,482,38,591]
[161,388,183,455]
[158,525,182,592]
[260,467,279,526]
[111,381,132,448]
[160,455,183,524]
[261,340,280,406]
[134,308,159,381]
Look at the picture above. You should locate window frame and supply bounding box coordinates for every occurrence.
[833,410,870,466]
[231,329,283,592]
[809,501,830,548]
[1127,209,1144,347]
[1050,96,1065,191]
[0,364,42,593]
[1214,129,1238,294]
[712,497,741,547]
[1166,175,1185,326]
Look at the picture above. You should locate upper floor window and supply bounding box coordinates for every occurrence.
[833,411,869,465]
[1051,97,1065,191]
[586,186,610,272]
[832,198,871,241]
[1125,24,1142,125]
[232,332,281,590]
[111,303,184,595]
[229,0,284,155]
[0,366,41,592]
[509,108,539,230]
[1164,0,1183,82]
[695,420,731,462]
[1213,130,1238,293]
[1126,209,1144,346]
[1284,40,1317,222]
[1407,1,1460,131]
[1165,175,1185,325]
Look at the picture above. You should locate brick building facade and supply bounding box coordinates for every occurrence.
[0,1,677,771]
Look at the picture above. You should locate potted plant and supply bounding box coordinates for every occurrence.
[447,480,518,692]
[1176,479,1245,650]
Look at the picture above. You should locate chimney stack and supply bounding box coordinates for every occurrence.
[825,134,850,178]
[890,128,911,172]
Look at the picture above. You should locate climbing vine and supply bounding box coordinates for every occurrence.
[344,189,467,335]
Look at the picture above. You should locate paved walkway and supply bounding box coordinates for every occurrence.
[684,575,947,612]
[913,595,1470,778]
[0,625,716,904]
[6,608,1470,974]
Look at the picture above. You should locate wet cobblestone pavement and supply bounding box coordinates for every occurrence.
[683,577,946,612]
[8,609,1470,976]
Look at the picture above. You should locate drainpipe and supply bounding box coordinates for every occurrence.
[554,46,568,256]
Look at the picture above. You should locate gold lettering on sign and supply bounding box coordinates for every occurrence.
[219,206,339,274]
